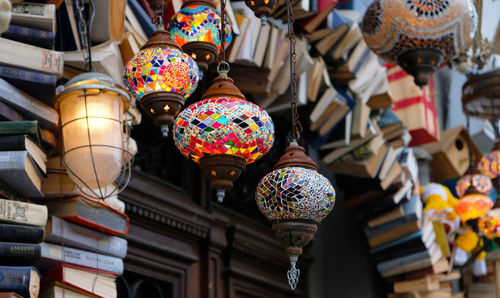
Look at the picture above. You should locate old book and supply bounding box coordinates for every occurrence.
[329,143,388,177]
[0,292,23,298]
[0,65,56,105]
[302,1,337,33]
[0,78,59,128]
[127,0,155,38]
[37,242,124,275]
[368,218,423,248]
[337,132,384,163]
[0,223,44,243]
[1,24,55,49]
[119,31,140,65]
[0,101,24,122]
[0,198,47,227]
[309,87,340,130]
[0,38,63,77]
[11,2,56,32]
[0,134,47,174]
[124,4,147,42]
[0,266,40,298]
[367,74,393,109]
[45,216,128,258]
[378,242,440,273]
[306,27,331,43]
[42,264,117,298]
[347,53,381,93]
[315,25,349,56]
[40,284,89,298]
[227,14,249,63]
[387,257,450,283]
[328,22,362,60]
[350,100,371,139]
[247,22,271,68]
[0,151,44,197]
[368,193,421,228]
[317,87,356,136]
[394,276,440,294]
[64,40,124,82]
[306,57,328,102]
[0,242,42,265]
[262,25,279,70]
[91,0,125,43]
[44,194,129,235]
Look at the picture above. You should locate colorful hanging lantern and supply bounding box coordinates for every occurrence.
[244,0,278,24]
[456,165,493,197]
[361,0,477,87]
[173,64,274,202]
[455,189,493,223]
[479,210,500,239]
[168,0,232,73]
[123,8,200,137]
[255,143,336,290]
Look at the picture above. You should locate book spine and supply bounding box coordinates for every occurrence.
[41,243,124,274]
[0,243,41,262]
[0,65,57,87]
[47,216,127,258]
[364,214,419,238]
[0,198,48,227]
[377,248,430,272]
[1,24,55,49]
[0,135,25,151]
[0,223,44,243]
[0,266,33,295]
[0,180,29,202]
[0,101,24,122]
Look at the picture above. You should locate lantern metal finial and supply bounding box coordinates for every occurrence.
[287,255,300,290]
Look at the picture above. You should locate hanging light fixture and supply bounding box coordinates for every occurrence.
[0,0,11,33]
[478,209,500,240]
[172,3,274,202]
[123,0,200,137]
[255,0,335,290]
[168,0,233,74]
[361,0,477,87]
[244,0,278,24]
[55,72,134,199]
[455,187,493,224]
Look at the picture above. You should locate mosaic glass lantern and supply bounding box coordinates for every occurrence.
[123,25,199,137]
[55,72,135,199]
[244,0,278,24]
[173,65,274,202]
[168,0,232,73]
[0,0,11,33]
[479,210,500,239]
[255,142,336,290]
[455,189,493,223]
[361,0,477,87]
[456,165,492,197]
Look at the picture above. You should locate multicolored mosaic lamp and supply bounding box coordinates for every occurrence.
[455,187,493,223]
[255,143,335,290]
[123,1,200,137]
[456,165,493,197]
[173,63,274,202]
[361,0,477,87]
[168,0,232,74]
[244,0,278,24]
[479,210,500,240]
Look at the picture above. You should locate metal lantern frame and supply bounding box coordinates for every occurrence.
[55,74,135,200]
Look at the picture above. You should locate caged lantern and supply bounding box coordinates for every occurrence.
[55,72,135,199]
[361,0,477,87]
[168,0,233,74]
[173,63,275,202]
[123,0,200,137]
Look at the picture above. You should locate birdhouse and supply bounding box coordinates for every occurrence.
[421,126,482,182]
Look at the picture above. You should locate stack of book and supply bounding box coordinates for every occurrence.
[0,1,141,297]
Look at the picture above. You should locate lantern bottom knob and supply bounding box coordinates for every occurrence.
[272,221,317,256]
[287,254,300,290]
[397,49,444,88]
[182,41,218,74]
[216,189,225,203]
[160,124,169,137]
[199,154,246,194]
[141,91,184,129]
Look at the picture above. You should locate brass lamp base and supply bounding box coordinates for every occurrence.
[182,41,218,73]
[141,91,184,136]
[272,221,318,256]
[398,49,444,88]
[199,154,246,202]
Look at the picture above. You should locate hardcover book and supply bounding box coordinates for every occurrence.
[0,223,44,243]
[0,266,40,298]
[0,197,48,227]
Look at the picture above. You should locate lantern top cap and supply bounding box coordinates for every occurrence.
[141,29,181,51]
[273,143,318,171]
[55,72,131,109]
[181,0,215,9]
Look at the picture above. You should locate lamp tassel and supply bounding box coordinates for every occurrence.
[287,254,300,290]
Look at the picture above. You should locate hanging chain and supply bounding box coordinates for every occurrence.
[149,0,165,28]
[75,0,91,71]
[218,0,228,63]
[286,0,302,141]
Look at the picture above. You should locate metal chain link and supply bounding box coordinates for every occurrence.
[218,0,227,63]
[286,0,302,140]
[75,0,89,66]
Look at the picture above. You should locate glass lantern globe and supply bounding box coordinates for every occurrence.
[255,142,335,290]
[173,66,274,202]
[479,210,500,239]
[123,29,200,137]
[456,170,493,197]
[479,149,500,179]
[169,0,232,73]
[0,0,11,33]
[455,192,493,223]
[55,72,134,199]
[361,0,477,87]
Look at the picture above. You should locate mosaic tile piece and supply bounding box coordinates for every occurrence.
[173,96,274,164]
[123,47,199,100]
[255,167,336,223]
[456,173,492,197]
[169,4,233,52]
[361,0,477,62]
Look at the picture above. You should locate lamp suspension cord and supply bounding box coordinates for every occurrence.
[466,111,475,164]
[491,98,500,139]
[217,0,230,74]
[76,0,95,72]
[286,0,301,141]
